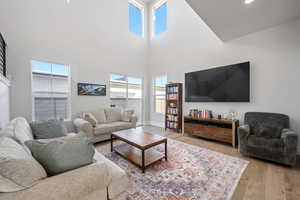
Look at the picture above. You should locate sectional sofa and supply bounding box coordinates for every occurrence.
[0,117,129,200]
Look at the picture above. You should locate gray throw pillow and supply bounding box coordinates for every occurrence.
[30,120,68,139]
[25,137,95,176]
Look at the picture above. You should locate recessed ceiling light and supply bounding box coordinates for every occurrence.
[245,0,255,4]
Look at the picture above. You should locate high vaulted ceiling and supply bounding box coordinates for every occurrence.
[186,0,300,41]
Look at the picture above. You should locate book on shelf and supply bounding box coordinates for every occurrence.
[167,86,178,93]
[167,93,178,100]
[167,114,178,122]
[167,107,178,115]
[167,121,178,129]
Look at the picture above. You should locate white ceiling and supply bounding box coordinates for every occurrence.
[186,0,300,41]
[140,0,155,3]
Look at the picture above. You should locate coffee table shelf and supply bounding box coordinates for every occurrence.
[114,143,165,168]
[111,128,167,173]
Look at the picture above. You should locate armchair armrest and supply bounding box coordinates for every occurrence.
[73,118,94,137]
[238,125,250,153]
[281,129,299,151]
[238,125,250,138]
[281,129,299,166]
[0,163,111,200]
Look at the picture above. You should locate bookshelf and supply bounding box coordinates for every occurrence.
[165,83,182,133]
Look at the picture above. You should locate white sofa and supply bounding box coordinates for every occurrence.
[0,117,129,200]
[74,108,137,143]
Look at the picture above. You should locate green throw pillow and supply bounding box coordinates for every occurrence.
[25,137,95,176]
[30,120,68,139]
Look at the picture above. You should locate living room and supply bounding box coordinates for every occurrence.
[0,0,300,199]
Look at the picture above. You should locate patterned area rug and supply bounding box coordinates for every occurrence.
[97,139,248,200]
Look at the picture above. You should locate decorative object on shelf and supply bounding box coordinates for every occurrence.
[184,116,239,148]
[78,83,106,96]
[165,83,182,133]
[228,110,239,120]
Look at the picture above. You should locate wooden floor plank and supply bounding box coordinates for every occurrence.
[95,126,300,200]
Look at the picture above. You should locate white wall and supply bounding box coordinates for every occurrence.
[148,0,300,151]
[0,0,148,121]
[0,76,10,129]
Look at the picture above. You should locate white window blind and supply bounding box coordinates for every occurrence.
[32,61,70,121]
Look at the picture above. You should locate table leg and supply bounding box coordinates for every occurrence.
[111,134,113,152]
[165,140,168,160]
[142,149,145,173]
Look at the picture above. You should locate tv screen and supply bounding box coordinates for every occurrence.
[185,62,250,102]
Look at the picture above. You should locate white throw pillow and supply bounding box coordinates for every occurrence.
[122,110,134,122]
[82,112,98,127]
[0,118,34,155]
[0,137,47,192]
[105,108,122,122]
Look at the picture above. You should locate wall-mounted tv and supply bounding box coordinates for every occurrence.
[185,62,250,102]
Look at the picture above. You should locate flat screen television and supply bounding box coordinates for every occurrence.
[185,62,250,102]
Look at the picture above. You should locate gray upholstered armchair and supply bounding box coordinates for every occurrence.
[238,112,298,166]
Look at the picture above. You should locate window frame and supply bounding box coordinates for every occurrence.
[109,72,143,100]
[152,0,167,37]
[128,0,145,38]
[109,73,144,123]
[31,60,71,121]
[153,75,167,114]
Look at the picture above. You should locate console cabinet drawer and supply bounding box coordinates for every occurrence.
[184,123,233,144]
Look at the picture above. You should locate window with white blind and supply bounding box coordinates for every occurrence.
[31,61,71,121]
[154,75,167,114]
[109,73,143,123]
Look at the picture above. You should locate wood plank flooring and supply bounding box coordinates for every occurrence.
[95,126,300,200]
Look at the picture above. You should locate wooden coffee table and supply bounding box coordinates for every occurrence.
[111,129,167,173]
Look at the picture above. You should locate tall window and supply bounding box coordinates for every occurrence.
[153,0,167,36]
[154,75,167,113]
[110,73,142,100]
[129,0,144,37]
[110,73,143,123]
[31,61,70,121]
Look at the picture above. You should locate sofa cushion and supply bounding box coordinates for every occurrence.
[93,151,129,199]
[255,122,284,138]
[109,122,133,131]
[94,122,133,136]
[104,108,122,123]
[247,135,285,152]
[30,120,68,139]
[94,124,114,136]
[25,137,95,176]
[82,112,98,127]
[90,108,107,124]
[0,137,47,192]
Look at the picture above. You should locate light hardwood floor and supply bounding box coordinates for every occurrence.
[95,126,300,200]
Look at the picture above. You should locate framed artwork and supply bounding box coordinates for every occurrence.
[78,83,106,96]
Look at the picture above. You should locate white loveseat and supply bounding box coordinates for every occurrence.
[0,117,129,200]
[74,108,137,143]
